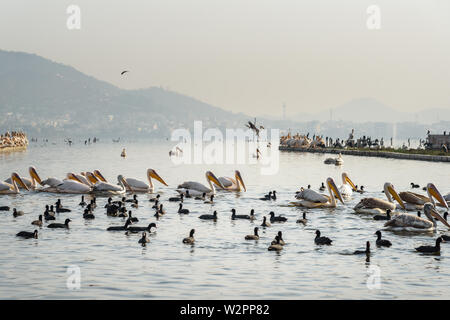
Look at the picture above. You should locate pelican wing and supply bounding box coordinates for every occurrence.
[384,213,433,229]
[0,182,12,191]
[5,177,32,188]
[42,178,63,187]
[93,182,123,192]
[218,177,233,188]
[177,181,211,193]
[56,180,91,193]
[399,192,429,205]
[295,189,329,203]
[354,198,395,210]
[125,178,149,189]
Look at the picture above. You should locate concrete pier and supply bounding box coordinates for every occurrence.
[279,146,450,163]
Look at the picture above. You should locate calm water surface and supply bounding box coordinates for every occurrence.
[0,141,449,299]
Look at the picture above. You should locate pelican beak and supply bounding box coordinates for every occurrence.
[387,184,405,210]
[12,173,29,191]
[430,206,450,229]
[327,178,344,204]
[148,169,168,186]
[86,172,99,184]
[344,174,357,191]
[427,183,449,209]
[28,167,42,186]
[67,173,83,184]
[94,170,107,182]
[207,171,225,189]
[235,170,246,192]
[118,175,131,190]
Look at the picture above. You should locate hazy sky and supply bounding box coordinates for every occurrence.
[1,0,450,116]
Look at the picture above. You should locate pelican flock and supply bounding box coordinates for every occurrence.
[3,164,450,266]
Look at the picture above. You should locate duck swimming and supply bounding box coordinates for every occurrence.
[47,218,71,229]
[182,229,195,244]
[375,231,392,247]
[373,209,392,221]
[259,191,272,201]
[261,216,271,227]
[150,194,161,202]
[83,209,95,219]
[271,231,285,246]
[231,208,250,220]
[319,182,326,191]
[296,212,307,225]
[138,232,150,245]
[354,241,370,255]
[415,237,443,254]
[127,222,157,233]
[31,215,43,227]
[106,218,132,231]
[79,196,87,206]
[128,211,139,223]
[269,212,287,223]
[268,236,283,251]
[204,195,214,204]
[315,230,332,245]
[178,203,190,214]
[13,208,24,217]
[0,206,10,211]
[199,211,218,220]
[169,194,183,202]
[245,227,260,240]
[16,230,38,239]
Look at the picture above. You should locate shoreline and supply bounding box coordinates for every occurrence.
[0,145,27,153]
[279,146,450,163]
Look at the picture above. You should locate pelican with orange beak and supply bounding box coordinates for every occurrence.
[214,170,246,192]
[385,202,450,231]
[353,182,406,215]
[0,173,29,194]
[399,183,449,211]
[85,171,126,194]
[118,169,168,193]
[177,171,225,197]
[338,172,357,199]
[290,177,344,208]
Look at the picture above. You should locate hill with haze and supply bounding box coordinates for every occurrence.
[0,50,448,140]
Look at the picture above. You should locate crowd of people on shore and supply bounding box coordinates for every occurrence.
[0,131,28,149]
[281,129,395,150]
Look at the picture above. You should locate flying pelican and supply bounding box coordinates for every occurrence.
[213,170,246,192]
[353,183,405,215]
[0,173,29,194]
[117,169,168,193]
[85,171,126,194]
[399,183,449,211]
[385,202,450,231]
[290,177,344,208]
[177,171,225,197]
[338,172,357,199]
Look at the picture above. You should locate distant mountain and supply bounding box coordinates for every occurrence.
[0,50,255,138]
[0,50,447,140]
[291,98,449,124]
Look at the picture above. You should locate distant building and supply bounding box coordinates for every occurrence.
[426,133,450,150]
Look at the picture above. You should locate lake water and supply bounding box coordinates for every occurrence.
[0,141,449,299]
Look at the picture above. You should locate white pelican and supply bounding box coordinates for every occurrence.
[338,172,357,199]
[353,183,405,215]
[66,172,92,187]
[385,202,450,231]
[0,173,29,194]
[85,171,126,194]
[27,166,63,188]
[214,170,246,192]
[400,183,449,211]
[290,177,344,208]
[117,169,168,193]
[177,171,225,197]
